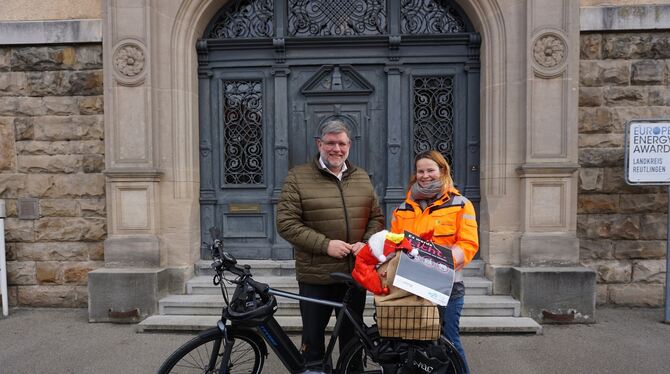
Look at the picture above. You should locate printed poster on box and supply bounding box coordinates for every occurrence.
[392,231,455,306]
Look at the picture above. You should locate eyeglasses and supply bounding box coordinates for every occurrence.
[320,140,350,149]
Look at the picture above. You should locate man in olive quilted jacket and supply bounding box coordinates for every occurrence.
[277,119,384,367]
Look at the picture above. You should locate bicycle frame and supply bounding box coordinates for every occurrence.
[221,285,374,374]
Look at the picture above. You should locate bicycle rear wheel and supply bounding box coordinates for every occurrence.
[336,335,465,374]
[158,326,265,374]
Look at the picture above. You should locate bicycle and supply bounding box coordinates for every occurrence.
[158,228,465,373]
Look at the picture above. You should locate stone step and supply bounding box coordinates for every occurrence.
[195,259,485,278]
[137,314,541,334]
[158,294,519,318]
[187,275,492,296]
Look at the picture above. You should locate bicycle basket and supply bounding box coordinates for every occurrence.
[375,302,441,341]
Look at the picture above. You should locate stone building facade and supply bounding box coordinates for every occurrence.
[0,0,667,319]
[578,26,670,306]
[0,44,105,307]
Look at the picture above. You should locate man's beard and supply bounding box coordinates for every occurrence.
[322,153,344,171]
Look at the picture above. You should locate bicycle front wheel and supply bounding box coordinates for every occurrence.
[158,326,265,374]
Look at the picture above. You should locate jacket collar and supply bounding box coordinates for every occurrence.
[312,155,356,179]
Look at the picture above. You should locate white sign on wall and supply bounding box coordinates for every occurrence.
[625,120,670,185]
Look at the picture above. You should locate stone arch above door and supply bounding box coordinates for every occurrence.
[156,0,512,266]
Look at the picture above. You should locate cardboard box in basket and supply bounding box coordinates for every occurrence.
[374,252,441,340]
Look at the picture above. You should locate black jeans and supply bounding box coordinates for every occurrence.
[298,282,367,364]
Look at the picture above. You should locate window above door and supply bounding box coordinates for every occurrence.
[205,0,474,39]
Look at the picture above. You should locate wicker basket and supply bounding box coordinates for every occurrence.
[375,304,441,340]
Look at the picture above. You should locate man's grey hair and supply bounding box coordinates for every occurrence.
[319,119,351,141]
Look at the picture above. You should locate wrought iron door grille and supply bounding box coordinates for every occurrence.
[208,0,274,38]
[412,76,455,168]
[222,80,264,185]
[401,0,466,34]
[288,0,387,36]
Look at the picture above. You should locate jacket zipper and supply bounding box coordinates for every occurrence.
[336,180,350,243]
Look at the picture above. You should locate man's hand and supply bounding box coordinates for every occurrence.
[351,242,365,256]
[327,240,353,259]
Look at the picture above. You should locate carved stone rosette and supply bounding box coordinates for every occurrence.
[531,32,567,74]
[112,41,147,85]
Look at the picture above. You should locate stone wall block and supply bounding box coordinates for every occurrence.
[578,194,619,213]
[604,87,646,106]
[51,174,105,198]
[578,134,624,148]
[631,60,664,85]
[7,261,36,285]
[78,96,104,114]
[40,199,79,217]
[5,218,35,242]
[585,260,631,283]
[36,261,62,284]
[579,148,624,167]
[578,168,604,192]
[0,174,26,197]
[13,117,34,140]
[600,61,630,86]
[579,87,603,107]
[579,239,614,260]
[580,34,602,60]
[24,174,105,198]
[0,72,27,96]
[43,96,79,115]
[602,34,654,59]
[649,106,670,119]
[74,286,88,307]
[603,167,659,194]
[78,198,106,217]
[583,214,640,239]
[17,285,77,307]
[579,61,604,86]
[68,71,103,96]
[35,217,106,241]
[0,48,10,71]
[26,71,71,96]
[578,108,612,133]
[10,46,76,71]
[650,34,670,59]
[32,115,103,141]
[75,45,103,70]
[620,193,668,213]
[648,87,670,106]
[0,117,16,171]
[16,139,105,155]
[18,155,82,173]
[63,262,102,285]
[596,284,608,305]
[609,283,664,306]
[609,107,651,132]
[6,242,18,260]
[632,260,666,283]
[0,96,18,116]
[639,214,668,240]
[14,242,90,261]
[614,240,666,260]
[87,242,104,261]
[82,154,104,173]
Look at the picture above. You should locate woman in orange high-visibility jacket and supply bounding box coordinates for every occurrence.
[391,150,478,374]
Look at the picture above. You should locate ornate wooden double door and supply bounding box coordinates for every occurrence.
[198,0,481,259]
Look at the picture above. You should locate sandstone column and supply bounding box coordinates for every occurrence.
[88,0,166,322]
[512,0,596,323]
